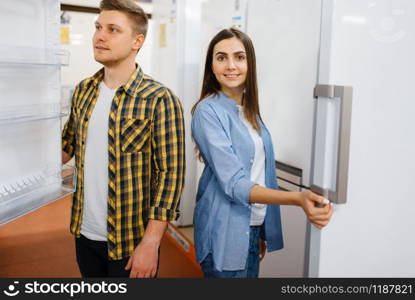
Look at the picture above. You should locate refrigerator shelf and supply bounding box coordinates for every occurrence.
[0,165,77,226]
[0,102,70,126]
[0,46,69,66]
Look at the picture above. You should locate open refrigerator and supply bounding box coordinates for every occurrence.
[0,0,76,225]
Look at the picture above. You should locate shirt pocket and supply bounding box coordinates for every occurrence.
[120,117,151,153]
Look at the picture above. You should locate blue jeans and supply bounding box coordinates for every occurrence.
[201,226,261,278]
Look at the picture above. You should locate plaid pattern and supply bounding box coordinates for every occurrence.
[62,67,185,260]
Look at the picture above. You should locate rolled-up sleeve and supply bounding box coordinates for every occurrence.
[191,103,256,207]
[149,89,186,221]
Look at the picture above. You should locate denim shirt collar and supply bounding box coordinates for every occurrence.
[216,91,267,134]
[217,91,241,114]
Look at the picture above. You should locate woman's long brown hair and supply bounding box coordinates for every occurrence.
[191,28,261,131]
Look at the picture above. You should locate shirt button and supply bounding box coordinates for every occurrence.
[246,231,249,235]
[250,159,254,164]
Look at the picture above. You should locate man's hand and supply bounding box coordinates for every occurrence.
[124,219,167,278]
[62,151,72,164]
[125,240,159,278]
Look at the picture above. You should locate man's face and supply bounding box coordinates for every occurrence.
[93,10,142,66]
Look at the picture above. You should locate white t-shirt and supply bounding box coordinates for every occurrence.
[81,82,116,241]
[237,105,267,226]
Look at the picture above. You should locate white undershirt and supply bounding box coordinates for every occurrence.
[81,82,116,241]
[237,105,267,226]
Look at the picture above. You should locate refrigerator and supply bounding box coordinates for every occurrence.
[304,0,415,277]
[247,0,415,277]
[0,0,76,225]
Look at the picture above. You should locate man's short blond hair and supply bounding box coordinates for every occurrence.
[100,0,148,36]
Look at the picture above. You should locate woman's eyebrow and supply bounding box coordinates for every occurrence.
[215,50,246,56]
[215,51,228,56]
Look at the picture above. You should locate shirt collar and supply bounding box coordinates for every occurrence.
[89,64,144,97]
[218,91,240,113]
[219,91,265,132]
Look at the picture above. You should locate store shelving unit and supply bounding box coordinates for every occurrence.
[0,0,76,225]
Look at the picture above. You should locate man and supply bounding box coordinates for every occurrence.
[62,0,185,278]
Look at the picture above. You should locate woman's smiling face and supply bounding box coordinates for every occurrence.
[212,37,248,95]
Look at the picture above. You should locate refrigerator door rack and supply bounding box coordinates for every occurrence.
[0,46,69,66]
[0,102,70,126]
[0,165,77,225]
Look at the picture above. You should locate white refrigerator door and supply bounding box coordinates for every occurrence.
[306,0,415,277]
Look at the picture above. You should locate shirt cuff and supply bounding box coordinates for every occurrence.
[234,179,257,206]
[148,206,180,222]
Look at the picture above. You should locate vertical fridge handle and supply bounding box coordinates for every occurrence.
[311,85,353,204]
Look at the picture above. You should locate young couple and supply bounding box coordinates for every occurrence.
[62,0,332,279]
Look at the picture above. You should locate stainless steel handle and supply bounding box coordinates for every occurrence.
[310,184,336,202]
[312,84,353,204]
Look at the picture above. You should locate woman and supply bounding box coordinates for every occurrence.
[191,28,333,278]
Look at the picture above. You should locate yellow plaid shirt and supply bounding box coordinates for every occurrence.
[62,67,185,260]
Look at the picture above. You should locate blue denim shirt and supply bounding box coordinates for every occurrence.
[191,92,284,271]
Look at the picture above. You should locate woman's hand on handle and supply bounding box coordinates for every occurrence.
[299,190,333,229]
[249,185,334,229]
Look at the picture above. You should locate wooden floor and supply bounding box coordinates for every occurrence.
[0,196,202,278]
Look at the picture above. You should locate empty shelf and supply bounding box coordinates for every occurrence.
[0,102,69,125]
[0,46,69,66]
[0,165,77,225]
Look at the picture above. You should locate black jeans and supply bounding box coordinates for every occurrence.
[75,234,131,277]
